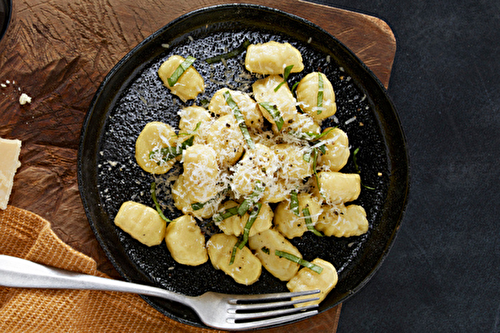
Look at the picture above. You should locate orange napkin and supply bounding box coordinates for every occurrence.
[0,206,216,333]
[0,206,340,332]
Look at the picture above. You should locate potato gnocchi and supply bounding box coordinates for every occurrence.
[114,40,371,304]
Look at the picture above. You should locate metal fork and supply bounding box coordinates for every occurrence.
[0,255,320,330]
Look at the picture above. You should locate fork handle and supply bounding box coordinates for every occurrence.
[0,255,189,305]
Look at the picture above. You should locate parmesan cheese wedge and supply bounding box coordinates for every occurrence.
[0,138,22,210]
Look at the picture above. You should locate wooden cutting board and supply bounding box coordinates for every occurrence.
[0,0,395,332]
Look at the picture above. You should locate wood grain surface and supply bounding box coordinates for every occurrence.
[0,0,395,332]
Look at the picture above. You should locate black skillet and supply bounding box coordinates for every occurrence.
[78,4,409,329]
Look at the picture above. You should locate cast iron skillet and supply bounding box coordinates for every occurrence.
[78,4,409,329]
[0,0,13,45]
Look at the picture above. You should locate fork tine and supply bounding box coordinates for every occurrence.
[229,304,318,320]
[229,296,320,311]
[226,309,318,330]
[227,289,320,304]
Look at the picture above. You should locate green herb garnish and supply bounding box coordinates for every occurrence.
[167,56,196,87]
[312,149,322,195]
[229,203,262,266]
[212,206,239,223]
[229,241,239,266]
[200,99,210,108]
[223,90,255,149]
[317,73,324,115]
[275,250,323,274]
[151,182,172,223]
[274,65,294,92]
[191,187,230,211]
[190,202,205,211]
[205,39,251,64]
[238,203,262,250]
[317,143,327,155]
[353,147,375,190]
[289,128,335,142]
[302,207,323,237]
[290,190,300,216]
[149,135,194,163]
[237,181,265,216]
[262,247,270,255]
[259,102,284,131]
[303,149,312,163]
[176,122,201,137]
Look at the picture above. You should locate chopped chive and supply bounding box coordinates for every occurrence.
[262,246,270,255]
[229,241,239,265]
[151,182,172,223]
[314,127,335,140]
[363,183,376,190]
[212,206,239,223]
[205,39,251,64]
[289,127,335,141]
[353,147,361,173]
[274,65,294,92]
[200,99,210,108]
[302,207,323,237]
[353,147,375,190]
[290,190,300,216]
[303,149,312,163]
[238,203,262,250]
[192,187,230,211]
[259,102,284,131]
[223,90,255,149]
[191,202,204,211]
[275,250,323,274]
[230,203,262,265]
[237,181,265,216]
[176,122,201,137]
[291,81,300,93]
[167,56,196,87]
[149,135,194,163]
[312,149,322,195]
[317,144,327,155]
[317,73,324,115]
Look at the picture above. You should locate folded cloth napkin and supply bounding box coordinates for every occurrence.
[0,206,216,333]
[0,206,341,333]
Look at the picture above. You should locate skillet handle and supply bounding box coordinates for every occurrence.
[0,255,189,304]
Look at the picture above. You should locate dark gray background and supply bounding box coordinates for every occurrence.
[310,0,500,332]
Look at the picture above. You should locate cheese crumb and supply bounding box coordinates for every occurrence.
[0,138,22,210]
[19,93,32,105]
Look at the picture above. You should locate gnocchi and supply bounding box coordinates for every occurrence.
[296,72,337,121]
[158,55,205,102]
[248,229,302,281]
[207,233,262,285]
[252,75,297,132]
[274,192,322,239]
[316,204,369,237]
[165,215,208,266]
[182,144,219,203]
[313,171,361,205]
[114,201,166,247]
[245,41,304,74]
[216,200,273,237]
[318,127,350,172]
[135,122,177,174]
[209,88,264,130]
[286,258,338,307]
